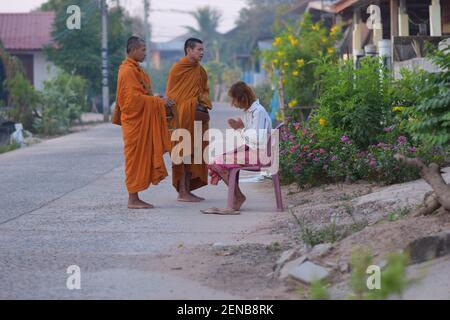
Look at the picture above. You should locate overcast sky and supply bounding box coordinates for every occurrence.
[0,0,248,42]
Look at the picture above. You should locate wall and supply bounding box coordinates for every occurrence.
[33,51,57,91]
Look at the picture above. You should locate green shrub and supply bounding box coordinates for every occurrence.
[409,44,450,147]
[313,57,394,150]
[348,247,410,300]
[35,71,87,135]
[4,73,41,130]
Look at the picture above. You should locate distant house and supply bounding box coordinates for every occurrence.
[151,34,187,70]
[306,0,450,76]
[0,12,57,91]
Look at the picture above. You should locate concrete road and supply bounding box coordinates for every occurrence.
[0,102,282,299]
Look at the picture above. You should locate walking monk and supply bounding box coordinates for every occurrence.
[166,38,212,202]
[115,36,175,209]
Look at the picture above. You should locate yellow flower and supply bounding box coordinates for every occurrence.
[276,112,283,121]
[296,59,305,67]
[393,106,404,112]
[282,79,286,84]
[330,25,338,36]
[284,62,289,67]
[321,36,328,43]
[273,37,282,47]
[288,35,299,46]
[312,23,320,31]
[288,100,298,108]
[327,47,334,55]
[292,70,299,76]
[277,51,284,57]
[272,59,279,65]
[319,118,327,126]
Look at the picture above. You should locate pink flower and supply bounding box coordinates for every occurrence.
[368,159,377,167]
[319,148,326,155]
[383,127,393,132]
[313,157,320,162]
[408,147,417,153]
[341,135,350,143]
[293,123,301,130]
[398,136,407,145]
[290,146,298,153]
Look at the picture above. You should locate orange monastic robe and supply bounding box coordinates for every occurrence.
[116,57,171,193]
[166,56,212,191]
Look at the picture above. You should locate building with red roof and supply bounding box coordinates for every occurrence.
[0,12,57,91]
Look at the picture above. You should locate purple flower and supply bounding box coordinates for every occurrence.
[383,127,393,132]
[368,159,377,167]
[313,157,320,162]
[331,155,337,161]
[408,146,417,153]
[398,136,407,145]
[290,146,298,153]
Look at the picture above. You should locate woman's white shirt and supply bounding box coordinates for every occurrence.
[238,99,272,150]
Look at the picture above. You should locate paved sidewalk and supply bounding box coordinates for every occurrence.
[0,103,282,299]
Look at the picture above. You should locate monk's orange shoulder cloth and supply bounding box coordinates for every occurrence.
[166,57,212,191]
[116,57,171,193]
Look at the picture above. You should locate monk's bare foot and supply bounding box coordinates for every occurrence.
[189,192,205,201]
[128,199,154,209]
[233,194,246,210]
[177,193,201,202]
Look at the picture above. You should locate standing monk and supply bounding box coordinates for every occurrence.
[115,36,175,209]
[166,38,212,202]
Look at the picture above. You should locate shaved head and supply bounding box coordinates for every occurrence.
[184,38,203,55]
[127,36,145,54]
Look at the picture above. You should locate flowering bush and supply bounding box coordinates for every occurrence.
[312,57,395,150]
[263,14,340,120]
[280,121,328,186]
[280,122,448,188]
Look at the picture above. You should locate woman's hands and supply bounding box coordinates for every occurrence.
[228,117,244,130]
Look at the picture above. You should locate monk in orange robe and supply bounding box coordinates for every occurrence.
[115,36,175,209]
[166,38,212,202]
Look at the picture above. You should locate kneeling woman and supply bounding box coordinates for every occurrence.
[202,81,272,215]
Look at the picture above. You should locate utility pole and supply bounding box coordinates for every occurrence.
[143,0,152,70]
[101,0,110,122]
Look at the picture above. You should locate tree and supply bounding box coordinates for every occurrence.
[41,0,139,109]
[222,0,296,66]
[185,6,222,62]
[395,44,450,216]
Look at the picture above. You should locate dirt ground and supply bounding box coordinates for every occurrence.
[151,174,450,299]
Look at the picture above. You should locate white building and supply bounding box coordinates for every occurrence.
[0,12,57,91]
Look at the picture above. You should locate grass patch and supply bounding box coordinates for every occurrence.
[386,207,411,222]
[0,142,20,154]
[266,241,282,252]
[297,216,369,247]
